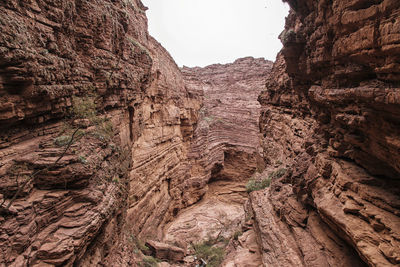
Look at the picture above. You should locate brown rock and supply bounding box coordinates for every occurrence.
[256,1,400,267]
[145,240,185,262]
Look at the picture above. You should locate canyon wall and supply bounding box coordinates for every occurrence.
[181,57,272,186]
[1,0,400,266]
[255,0,400,266]
[0,0,201,265]
[161,57,272,239]
[0,0,270,265]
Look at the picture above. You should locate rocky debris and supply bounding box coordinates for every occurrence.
[146,240,185,262]
[222,226,263,267]
[255,1,400,266]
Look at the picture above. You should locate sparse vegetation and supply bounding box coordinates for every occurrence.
[69,95,114,142]
[94,120,114,141]
[71,96,97,120]
[233,230,243,241]
[54,135,72,147]
[78,155,87,164]
[112,175,120,184]
[140,256,159,267]
[246,168,287,193]
[279,28,296,45]
[193,240,225,267]
[245,178,271,193]
[127,37,151,57]
[128,234,149,254]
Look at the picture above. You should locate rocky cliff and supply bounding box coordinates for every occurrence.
[1,0,400,266]
[181,57,272,186]
[0,0,201,265]
[162,58,272,265]
[255,0,400,266]
[0,0,272,265]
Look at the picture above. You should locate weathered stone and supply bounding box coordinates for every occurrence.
[146,240,185,262]
[256,1,400,266]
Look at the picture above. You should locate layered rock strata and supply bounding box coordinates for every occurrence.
[181,57,272,185]
[0,0,200,265]
[161,58,272,264]
[0,0,271,265]
[255,1,400,266]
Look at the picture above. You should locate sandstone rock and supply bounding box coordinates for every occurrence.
[0,0,199,265]
[222,228,263,267]
[146,240,185,262]
[256,1,400,266]
[163,181,247,245]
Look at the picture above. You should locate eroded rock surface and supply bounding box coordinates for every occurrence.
[0,0,271,264]
[161,58,272,265]
[164,181,246,245]
[0,0,200,265]
[255,1,400,266]
[2,0,400,266]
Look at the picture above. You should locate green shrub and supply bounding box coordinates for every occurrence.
[246,178,271,193]
[93,120,114,141]
[246,168,287,193]
[71,96,97,119]
[279,28,296,45]
[112,175,120,184]
[128,234,149,253]
[78,155,87,164]
[54,135,72,146]
[193,241,225,267]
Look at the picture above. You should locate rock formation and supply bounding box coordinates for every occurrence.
[0,0,271,265]
[255,0,400,266]
[1,0,400,266]
[162,58,272,265]
[0,0,200,265]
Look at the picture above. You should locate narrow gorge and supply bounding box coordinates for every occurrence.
[0,0,399,266]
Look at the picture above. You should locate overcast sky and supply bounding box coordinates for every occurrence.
[141,0,289,67]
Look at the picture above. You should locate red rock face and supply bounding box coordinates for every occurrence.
[182,57,272,184]
[0,1,271,265]
[2,0,399,266]
[0,0,200,266]
[256,1,400,266]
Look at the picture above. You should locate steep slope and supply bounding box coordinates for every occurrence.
[256,1,400,266]
[0,0,200,266]
[0,1,272,266]
[182,57,272,185]
[161,58,272,265]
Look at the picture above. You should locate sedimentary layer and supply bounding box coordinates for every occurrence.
[0,0,200,265]
[255,1,400,266]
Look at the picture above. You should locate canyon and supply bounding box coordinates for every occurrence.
[0,0,399,266]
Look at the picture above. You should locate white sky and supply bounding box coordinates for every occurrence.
[141,0,290,67]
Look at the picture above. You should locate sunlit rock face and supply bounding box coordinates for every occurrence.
[256,1,400,266]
